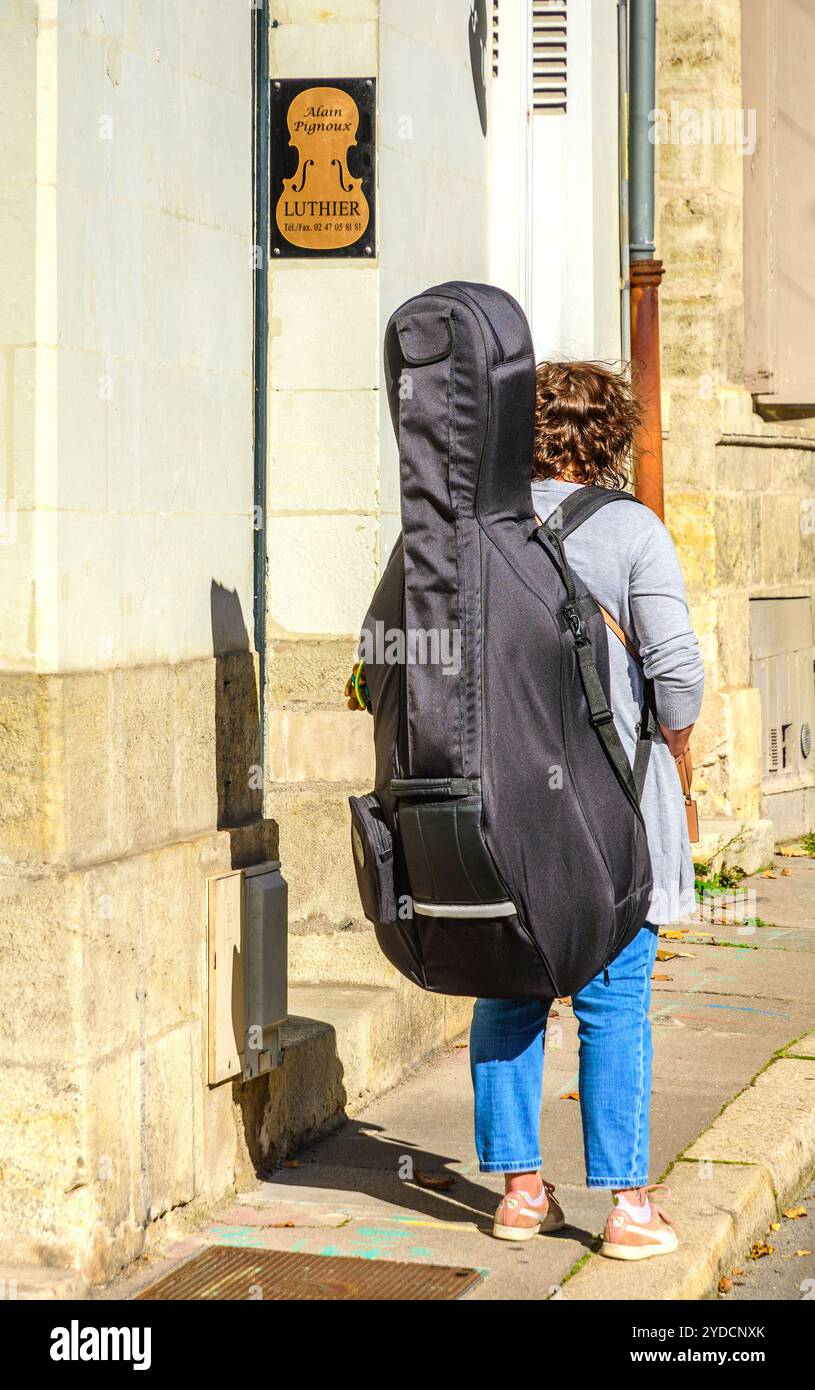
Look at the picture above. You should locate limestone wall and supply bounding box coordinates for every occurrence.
[657,0,815,832]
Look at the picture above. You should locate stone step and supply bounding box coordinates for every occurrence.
[695,816,775,874]
[0,1265,88,1300]
[271,982,472,1158]
[289,921,393,987]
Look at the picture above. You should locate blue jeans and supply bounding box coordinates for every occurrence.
[469,923,659,1188]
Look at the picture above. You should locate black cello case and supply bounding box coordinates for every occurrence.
[349,282,653,999]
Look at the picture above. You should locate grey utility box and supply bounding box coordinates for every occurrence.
[243,861,288,1079]
[750,597,815,840]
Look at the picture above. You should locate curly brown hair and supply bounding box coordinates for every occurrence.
[532,360,641,489]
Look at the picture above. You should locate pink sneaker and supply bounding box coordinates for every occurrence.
[600,1185,678,1260]
[492,1179,566,1242]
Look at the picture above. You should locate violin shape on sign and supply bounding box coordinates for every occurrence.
[275,85,370,251]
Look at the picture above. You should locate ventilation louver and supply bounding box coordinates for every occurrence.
[532,0,567,114]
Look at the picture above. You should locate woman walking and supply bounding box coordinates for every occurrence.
[470,361,705,1260]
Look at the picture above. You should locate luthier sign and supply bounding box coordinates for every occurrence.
[271,78,376,258]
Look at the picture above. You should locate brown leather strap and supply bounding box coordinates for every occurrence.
[595,603,698,800]
[597,603,642,664]
[675,747,693,797]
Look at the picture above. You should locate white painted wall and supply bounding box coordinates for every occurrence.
[266,0,493,642]
[0,1,255,672]
[491,0,622,365]
[2,1,623,668]
[266,3,380,640]
[377,0,492,566]
[489,0,532,314]
[0,2,44,671]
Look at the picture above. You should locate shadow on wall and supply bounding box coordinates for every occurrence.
[210,579,260,832]
[210,580,274,844]
[211,579,320,1179]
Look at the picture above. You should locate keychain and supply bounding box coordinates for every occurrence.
[344,660,371,713]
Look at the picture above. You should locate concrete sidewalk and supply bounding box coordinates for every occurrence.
[106,855,815,1301]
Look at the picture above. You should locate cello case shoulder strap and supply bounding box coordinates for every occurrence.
[540,483,643,541]
[531,486,655,808]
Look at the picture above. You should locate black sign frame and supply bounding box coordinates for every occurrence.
[270,76,377,260]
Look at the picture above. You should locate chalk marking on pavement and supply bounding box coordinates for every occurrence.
[704,1003,788,1017]
[391,1217,480,1231]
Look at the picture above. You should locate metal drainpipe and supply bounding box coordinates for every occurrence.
[252,3,270,782]
[628,0,665,519]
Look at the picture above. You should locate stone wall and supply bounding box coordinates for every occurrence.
[0,1,266,1281]
[657,0,815,837]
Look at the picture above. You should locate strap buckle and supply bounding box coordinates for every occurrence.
[589,706,614,727]
[562,603,584,641]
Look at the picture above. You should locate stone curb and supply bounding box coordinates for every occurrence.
[561,1034,815,1301]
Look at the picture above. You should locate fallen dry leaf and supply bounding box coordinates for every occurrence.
[718,1276,733,1294]
[413,1170,455,1191]
[660,929,689,940]
[651,973,673,981]
[783,1205,807,1220]
[560,1091,579,1101]
[451,1041,468,1049]
[280,1159,302,1169]
[778,845,807,857]
[656,948,679,961]
[770,1222,781,1231]
[780,868,793,876]
[749,1241,774,1259]
[794,1250,812,1258]
[762,870,777,879]
[732,1267,745,1276]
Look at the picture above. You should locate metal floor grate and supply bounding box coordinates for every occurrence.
[135,1245,483,1301]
